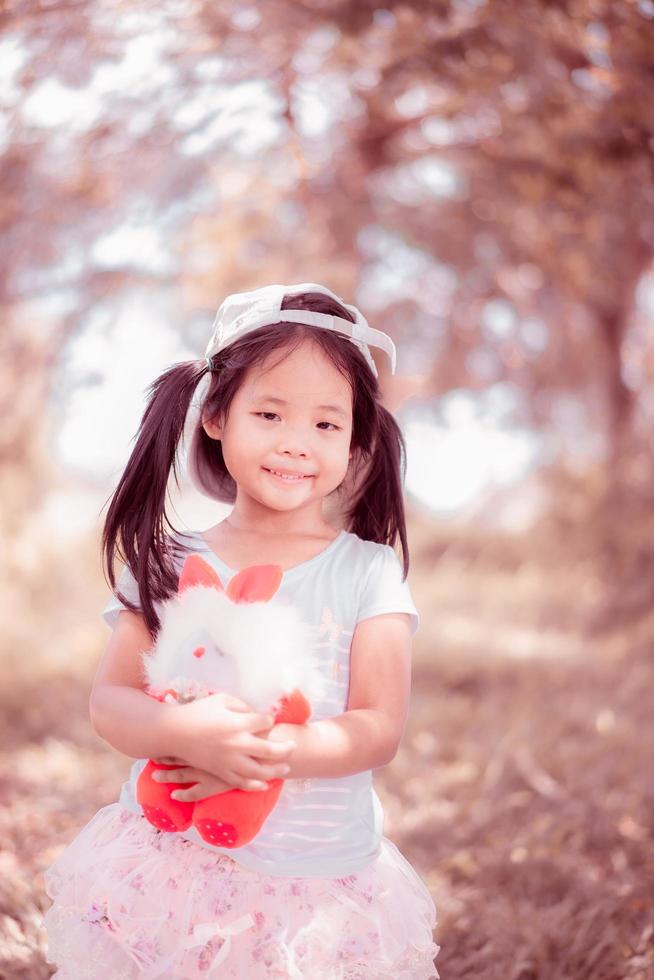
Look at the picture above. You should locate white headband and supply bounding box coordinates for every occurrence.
[182,282,396,502]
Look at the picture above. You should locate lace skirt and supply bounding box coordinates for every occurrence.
[43,803,440,979]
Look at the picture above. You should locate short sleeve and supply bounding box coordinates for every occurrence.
[102,563,142,630]
[356,545,420,637]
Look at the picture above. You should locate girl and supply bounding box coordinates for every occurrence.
[43,282,441,979]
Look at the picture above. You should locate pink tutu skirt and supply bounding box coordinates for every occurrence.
[43,803,440,979]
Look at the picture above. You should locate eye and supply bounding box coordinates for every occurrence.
[255,413,339,430]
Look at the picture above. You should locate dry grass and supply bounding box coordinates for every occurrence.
[1,520,653,979]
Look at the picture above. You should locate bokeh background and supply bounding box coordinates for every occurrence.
[2,1,654,977]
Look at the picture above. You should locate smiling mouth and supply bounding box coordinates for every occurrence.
[264,468,313,482]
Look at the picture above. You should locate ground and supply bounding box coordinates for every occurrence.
[1,523,653,979]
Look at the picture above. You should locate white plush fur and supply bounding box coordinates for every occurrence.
[141,584,326,714]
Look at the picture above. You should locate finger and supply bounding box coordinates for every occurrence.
[237,760,291,781]
[171,779,232,801]
[239,712,275,733]
[223,694,253,712]
[230,777,272,792]
[218,768,271,792]
[153,768,195,783]
[170,783,204,802]
[242,736,297,760]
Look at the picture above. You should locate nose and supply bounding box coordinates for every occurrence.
[280,446,308,457]
[276,427,310,457]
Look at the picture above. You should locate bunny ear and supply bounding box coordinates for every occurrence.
[225,565,283,603]
[178,553,225,594]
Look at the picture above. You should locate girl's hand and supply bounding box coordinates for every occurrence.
[150,765,240,802]
[151,757,274,799]
[172,692,297,790]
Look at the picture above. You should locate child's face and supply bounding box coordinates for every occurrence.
[204,339,354,522]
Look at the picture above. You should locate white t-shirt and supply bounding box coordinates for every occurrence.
[101,528,420,878]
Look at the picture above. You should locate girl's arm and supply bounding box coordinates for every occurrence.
[90,683,191,759]
[268,612,413,779]
[90,609,190,759]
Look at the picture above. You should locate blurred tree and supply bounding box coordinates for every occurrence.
[3,1,652,440]
[2,0,653,602]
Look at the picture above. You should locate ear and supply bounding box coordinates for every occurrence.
[226,565,283,604]
[178,554,225,593]
[202,417,222,440]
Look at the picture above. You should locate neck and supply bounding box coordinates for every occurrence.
[224,516,336,537]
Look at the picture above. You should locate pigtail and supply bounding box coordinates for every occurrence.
[101,359,208,637]
[342,402,410,581]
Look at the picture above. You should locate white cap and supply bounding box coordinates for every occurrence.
[182,282,395,503]
[205,282,395,377]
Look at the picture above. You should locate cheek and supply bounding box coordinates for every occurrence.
[222,422,260,463]
[325,445,351,479]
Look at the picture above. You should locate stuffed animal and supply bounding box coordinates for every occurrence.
[135,553,324,848]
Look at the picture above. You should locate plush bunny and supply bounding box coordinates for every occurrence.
[135,553,324,848]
